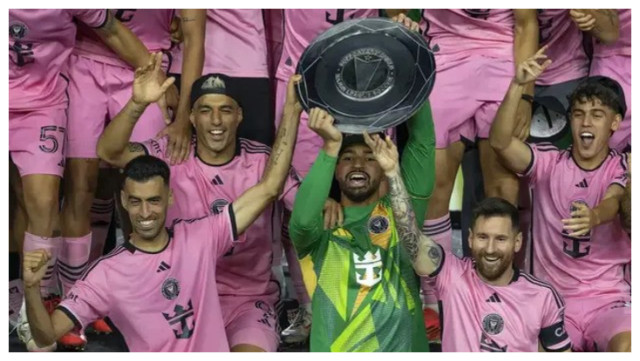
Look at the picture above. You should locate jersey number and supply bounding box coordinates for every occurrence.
[38,125,65,155]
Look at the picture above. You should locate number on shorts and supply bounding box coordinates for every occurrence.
[38,125,65,154]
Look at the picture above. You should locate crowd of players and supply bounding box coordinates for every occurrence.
[8,9,631,352]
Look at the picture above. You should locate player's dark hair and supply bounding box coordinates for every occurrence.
[568,76,627,117]
[122,155,171,187]
[471,197,519,232]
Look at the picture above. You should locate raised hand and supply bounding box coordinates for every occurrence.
[363,131,399,175]
[514,46,553,85]
[132,52,176,108]
[308,108,342,151]
[322,198,344,229]
[562,201,598,237]
[22,250,51,288]
[570,9,597,31]
[285,74,304,113]
[391,12,421,32]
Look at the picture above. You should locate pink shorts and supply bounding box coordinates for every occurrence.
[9,108,67,177]
[220,293,280,352]
[591,55,631,152]
[66,54,168,158]
[564,295,631,351]
[430,55,513,148]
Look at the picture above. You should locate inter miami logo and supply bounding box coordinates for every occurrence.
[163,300,195,339]
[353,249,383,288]
[335,47,395,101]
[368,215,389,234]
[482,313,504,335]
[161,278,180,300]
[9,22,27,40]
[209,199,229,215]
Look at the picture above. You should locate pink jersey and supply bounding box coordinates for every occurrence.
[536,9,589,85]
[9,9,107,111]
[74,9,174,67]
[430,252,571,352]
[275,9,379,81]
[58,206,238,351]
[421,9,515,59]
[594,9,631,57]
[521,143,630,301]
[142,136,300,297]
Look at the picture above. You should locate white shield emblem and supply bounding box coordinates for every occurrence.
[353,249,383,287]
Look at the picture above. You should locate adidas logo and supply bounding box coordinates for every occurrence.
[202,76,225,90]
[156,261,171,273]
[212,175,224,185]
[575,179,588,188]
[486,292,501,303]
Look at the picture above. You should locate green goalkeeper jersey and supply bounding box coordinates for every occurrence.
[289,103,435,352]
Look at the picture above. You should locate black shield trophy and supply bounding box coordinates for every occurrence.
[296,17,436,133]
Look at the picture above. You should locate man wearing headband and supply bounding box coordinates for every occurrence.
[490,47,630,352]
[287,100,435,351]
[97,53,340,352]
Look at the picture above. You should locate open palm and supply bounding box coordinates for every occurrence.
[132,52,176,106]
[514,46,553,85]
[363,131,399,174]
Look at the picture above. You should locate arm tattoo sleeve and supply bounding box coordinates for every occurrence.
[387,172,442,271]
[128,142,144,153]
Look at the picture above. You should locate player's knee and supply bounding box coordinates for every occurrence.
[23,190,58,219]
[607,331,631,352]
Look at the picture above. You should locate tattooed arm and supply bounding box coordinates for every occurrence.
[98,53,175,168]
[363,132,443,276]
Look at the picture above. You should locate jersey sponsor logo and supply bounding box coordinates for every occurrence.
[480,333,507,352]
[485,292,502,303]
[156,261,171,273]
[9,21,34,67]
[353,249,383,288]
[482,313,504,335]
[575,178,589,188]
[562,200,591,258]
[368,215,389,234]
[211,174,224,185]
[161,278,181,300]
[255,300,276,328]
[463,9,491,20]
[162,300,195,339]
[209,199,229,215]
[325,9,356,25]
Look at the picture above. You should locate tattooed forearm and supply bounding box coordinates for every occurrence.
[262,104,301,192]
[387,171,442,274]
[128,142,144,153]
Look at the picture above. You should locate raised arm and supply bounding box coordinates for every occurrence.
[231,75,303,234]
[363,132,442,276]
[489,46,552,174]
[570,9,619,45]
[92,10,150,68]
[97,53,176,168]
[23,250,75,349]
[157,9,206,165]
[512,9,539,139]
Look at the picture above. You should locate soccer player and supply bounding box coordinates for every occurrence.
[287,97,435,351]
[8,9,164,351]
[489,47,631,352]
[587,9,629,152]
[96,53,341,351]
[21,48,302,351]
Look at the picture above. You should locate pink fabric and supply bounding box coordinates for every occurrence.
[220,293,280,351]
[89,198,114,262]
[564,297,631,351]
[58,234,91,296]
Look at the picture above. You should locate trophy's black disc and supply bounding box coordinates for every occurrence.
[297,17,436,133]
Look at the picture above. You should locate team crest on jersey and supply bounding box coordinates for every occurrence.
[9,22,28,40]
[161,278,181,300]
[209,199,229,215]
[353,249,383,288]
[202,76,225,90]
[368,215,389,234]
[482,313,504,335]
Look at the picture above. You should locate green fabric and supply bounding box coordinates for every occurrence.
[289,101,436,352]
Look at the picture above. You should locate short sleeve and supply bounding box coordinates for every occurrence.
[70,9,108,28]
[281,167,302,211]
[179,203,241,258]
[141,136,170,162]
[538,287,571,352]
[609,152,629,189]
[518,143,559,187]
[427,248,466,297]
[57,264,111,330]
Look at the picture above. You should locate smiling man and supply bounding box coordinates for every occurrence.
[489,47,631,352]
